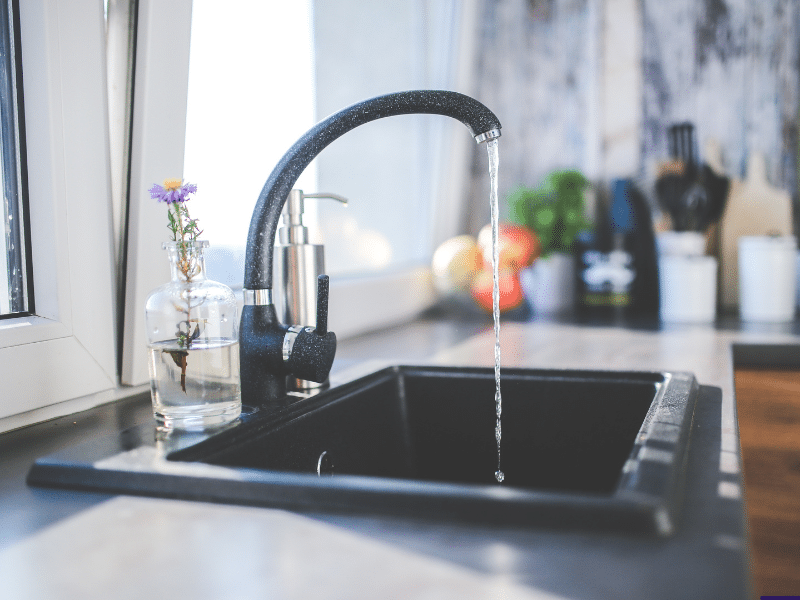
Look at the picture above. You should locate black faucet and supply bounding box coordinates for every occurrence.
[240,90,502,404]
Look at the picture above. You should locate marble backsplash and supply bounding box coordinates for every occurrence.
[465,0,799,230]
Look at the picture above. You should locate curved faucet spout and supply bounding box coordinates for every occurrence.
[243,90,502,291]
[240,90,500,405]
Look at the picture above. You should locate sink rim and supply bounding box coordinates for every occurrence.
[27,365,699,536]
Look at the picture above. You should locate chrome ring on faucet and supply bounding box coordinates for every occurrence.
[474,128,501,144]
[243,289,273,306]
[282,325,304,362]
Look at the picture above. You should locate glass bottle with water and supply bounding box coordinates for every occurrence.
[145,241,241,429]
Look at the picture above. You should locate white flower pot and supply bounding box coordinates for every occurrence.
[520,252,575,317]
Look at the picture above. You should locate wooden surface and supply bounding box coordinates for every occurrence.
[719,155,794,308]
[735,368,800,598]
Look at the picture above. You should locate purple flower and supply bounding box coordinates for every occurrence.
[149,179,197,204]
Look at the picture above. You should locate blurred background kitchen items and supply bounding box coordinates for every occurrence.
[654,124,730,235]
[431,224,539,316]
[507,171,591,258]
[576,179,659,319]
[719,152,792,309]
[656,231,707,257]
[656,232,717,323]
[738,235,797,323]
[508,170,590,317]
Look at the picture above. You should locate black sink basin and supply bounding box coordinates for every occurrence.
[28,365,698,535]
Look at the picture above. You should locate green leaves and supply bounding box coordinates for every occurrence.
[167,202,202,244]
[507,169,592,256]
[166,205,179,239]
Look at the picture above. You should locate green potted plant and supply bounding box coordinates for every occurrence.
[507,170,591,257]
[508,170,592,316]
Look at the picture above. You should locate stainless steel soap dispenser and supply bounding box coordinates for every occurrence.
[275,189,347,389]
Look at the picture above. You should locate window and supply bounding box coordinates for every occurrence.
[175,1,480,341]
[122,2,483,388]
[0,0,31,318]
[313,0,463,277]
[0,0,483,423]
[182,1,465,282]
[0,0,116,430]
[182,0,317,288]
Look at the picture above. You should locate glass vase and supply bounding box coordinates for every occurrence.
[145,240,241,429]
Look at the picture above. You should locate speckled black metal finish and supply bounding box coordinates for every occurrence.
[243,90,502,290]
[286,328,336,382]
[315,275,329,336]
[239,304,337,405]
[240,304,291,403]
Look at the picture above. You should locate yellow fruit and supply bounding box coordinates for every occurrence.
[431,235,481,295]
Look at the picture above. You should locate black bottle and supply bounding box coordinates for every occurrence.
[576,179,659,320]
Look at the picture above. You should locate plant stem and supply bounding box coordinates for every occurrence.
[168,202,195,390]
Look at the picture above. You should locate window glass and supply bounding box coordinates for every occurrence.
[313,0,460,278]
[183,0,316,288]
[0,0,30,317]
[183,0,461,287]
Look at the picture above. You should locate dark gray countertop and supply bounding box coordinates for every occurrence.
[0,318,485,552]
[2,314,792,599]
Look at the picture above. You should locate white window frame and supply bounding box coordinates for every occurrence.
[121,0,193,386]
[0,0,117,429]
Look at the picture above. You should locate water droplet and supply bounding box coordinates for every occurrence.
[495,470,505,483]
[153,327,159,334]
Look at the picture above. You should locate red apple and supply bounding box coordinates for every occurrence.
[477,223,540,272]
[470,267,524,313]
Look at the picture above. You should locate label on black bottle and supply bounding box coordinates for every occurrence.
[580,249,635,308]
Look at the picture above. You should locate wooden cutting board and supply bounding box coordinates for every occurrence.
[719,152,793,308]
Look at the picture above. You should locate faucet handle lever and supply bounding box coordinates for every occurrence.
[283,277,336,383]
[316,274,329,336]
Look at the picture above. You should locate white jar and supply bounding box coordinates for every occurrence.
[658,255,717,323]
[738,235,797,322]
[519,252,575,317]
[656,232,717,323]
[656,231,707,257]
